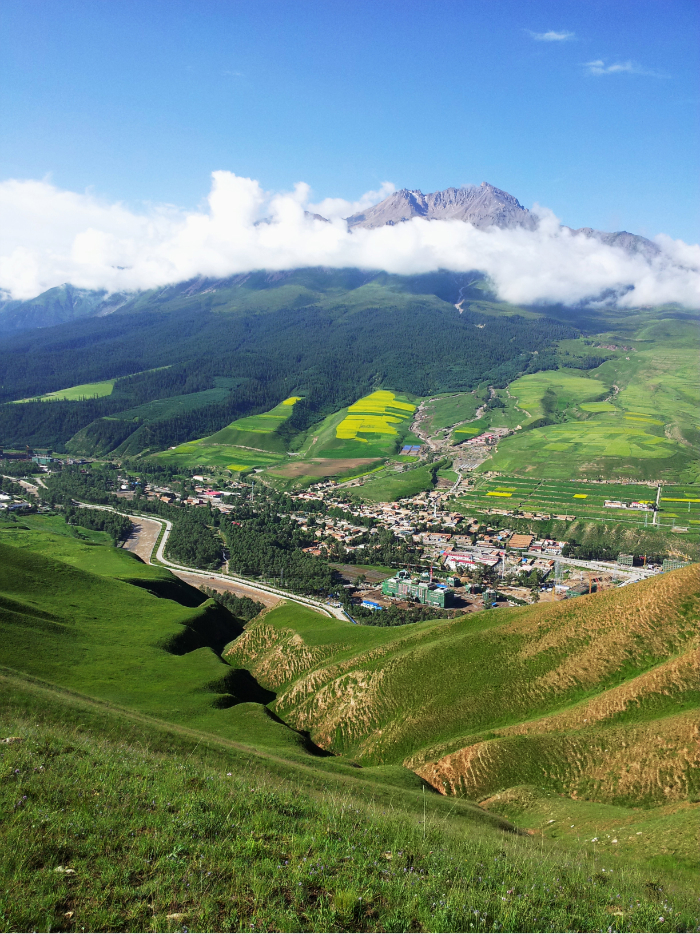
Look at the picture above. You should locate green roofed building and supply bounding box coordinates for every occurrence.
[617,554,634,567]
[382,575,455,608]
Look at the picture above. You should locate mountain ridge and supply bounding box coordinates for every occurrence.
[0,181,664,335]
[345,181,539,231]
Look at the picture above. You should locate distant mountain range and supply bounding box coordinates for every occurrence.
[344,182,660,260]
[0,181,661,334]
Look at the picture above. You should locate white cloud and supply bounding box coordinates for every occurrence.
[307,181,396,220]
[0,171,698,309]
[584,59,665,77]
[529,30,575,41]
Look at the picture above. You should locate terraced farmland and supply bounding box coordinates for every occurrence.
[455,477,661,525]
[154,397,302,473]
[658,484,700,529]
[336,390,415,441]
[295,390,418,461]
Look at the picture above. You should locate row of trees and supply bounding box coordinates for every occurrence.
[64,506,133,544]
[200,586,264,622]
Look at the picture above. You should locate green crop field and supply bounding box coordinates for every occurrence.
[153,397,303,473]
[482,416,690,480]
[356,463,437,502]
[453,417,488,440]
[455,477,660,523]
[421,392,481,432]
[507,370,609,420]
[13,380,116,403]
[157,441,284,472]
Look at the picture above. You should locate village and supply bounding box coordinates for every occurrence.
[1,452,681,620]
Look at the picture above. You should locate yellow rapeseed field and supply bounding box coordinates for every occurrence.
[335,391,415,441]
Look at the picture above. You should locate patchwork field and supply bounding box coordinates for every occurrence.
[455,477,666,524]
[157,441,284,472]
[507,370,609,420]
[153,397,303,473]
[483,416,689,480]
[336,390,415,439]
[205,396,301,451]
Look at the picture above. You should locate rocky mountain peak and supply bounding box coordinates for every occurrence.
[345,182,538,231]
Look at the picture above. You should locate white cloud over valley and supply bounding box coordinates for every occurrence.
[1,171,698,309]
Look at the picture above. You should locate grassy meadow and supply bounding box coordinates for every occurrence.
[13,380,116,403]
[4,673,697,933]
[477,316,699,482]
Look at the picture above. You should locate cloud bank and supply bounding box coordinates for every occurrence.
[1,171,698,309]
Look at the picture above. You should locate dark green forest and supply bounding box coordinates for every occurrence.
[64,506,133,544]
[0,270,583,454]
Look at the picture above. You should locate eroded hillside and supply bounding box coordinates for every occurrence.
[225,566,699,806]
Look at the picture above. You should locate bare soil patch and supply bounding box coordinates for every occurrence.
[270,458,380,479]
[331,564,393,584]
[174,572,281,609]
[123,517,161,563]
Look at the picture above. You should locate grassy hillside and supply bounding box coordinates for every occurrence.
[481,316,699,481]
[1,515,699,926]
[12,379,116,403]
[4,674,698,933]
[226,568,699,871]
[0,527,479,794]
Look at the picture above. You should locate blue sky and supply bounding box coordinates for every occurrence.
[1,0,698,241]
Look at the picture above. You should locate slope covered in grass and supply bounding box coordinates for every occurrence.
[2,670,698,933]
[0,531,485,798]
[226,567,699,811]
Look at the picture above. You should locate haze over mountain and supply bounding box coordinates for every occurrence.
[344,182,661,261]
[0,172,697,313]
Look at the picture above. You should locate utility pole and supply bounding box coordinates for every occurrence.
[250,480,254,503]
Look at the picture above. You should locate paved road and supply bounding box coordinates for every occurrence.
[78,502,348,620]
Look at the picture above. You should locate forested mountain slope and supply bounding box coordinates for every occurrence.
[0,270,580,452]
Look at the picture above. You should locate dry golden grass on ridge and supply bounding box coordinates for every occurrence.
[225,567,699,811]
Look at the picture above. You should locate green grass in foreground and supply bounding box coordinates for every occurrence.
[2,682,697,933]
